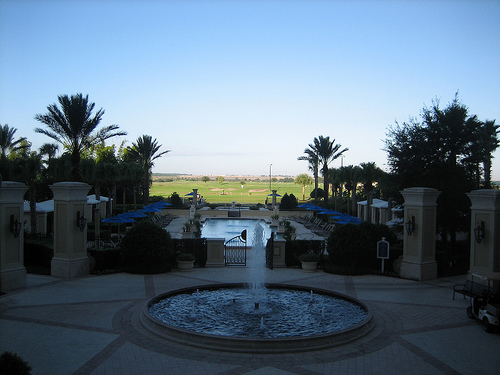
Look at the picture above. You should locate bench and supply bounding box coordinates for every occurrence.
[453,279,489,300]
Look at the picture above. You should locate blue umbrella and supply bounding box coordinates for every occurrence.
[330,214,362,225]
[308,205,325,211]
[120,211,148,218]
[139,207,162,213]
[297,203,313,208]
[318,209,342,215]
[149,201,171,208]
[102,215,136,223]
[268,193,282,197]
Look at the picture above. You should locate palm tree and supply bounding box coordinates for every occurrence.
[328,168,344,211]
[11,150,43,234]
[359,162,383,223]
[311,136,348,207]
[127,135,170,204]
[298,148,319,202]
[39,143,59,167]
[340,165,362,216]
[0,124,28,160]
[34,93,127,181]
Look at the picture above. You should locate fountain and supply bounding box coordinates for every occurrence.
[141,221,374,353]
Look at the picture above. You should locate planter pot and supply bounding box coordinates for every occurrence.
[177,260,194,272]
[301,261,318,272]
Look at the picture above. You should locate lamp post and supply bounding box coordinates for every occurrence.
[269,164,272,191]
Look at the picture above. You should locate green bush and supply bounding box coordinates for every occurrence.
[0,351,32,375]
[280,193,298,209]
[119,221,174,274]
[169,192,184,208]
[326,222,398,275]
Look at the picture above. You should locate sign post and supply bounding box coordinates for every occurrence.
[377,237,390,274]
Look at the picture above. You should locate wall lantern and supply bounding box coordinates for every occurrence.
[474,221,485,244]
[76,211,87,232]
[405,215,415,236]
[10,215,22,238]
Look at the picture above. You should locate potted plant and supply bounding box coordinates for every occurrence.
[176,253,195,271]
[298,253,320,272]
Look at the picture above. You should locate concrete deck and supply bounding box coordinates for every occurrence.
[1,268,499,375]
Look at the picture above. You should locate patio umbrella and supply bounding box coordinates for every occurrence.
[267,193,282,197]
[148,201,171,208]
[102,215,136,223]
[139,206,162,213]
[330,214,362,225]
[318,209,342,216]
[120,211,148,218]
[297,203,313,208]
[308,205,325,211]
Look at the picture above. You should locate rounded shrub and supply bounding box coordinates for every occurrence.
[0,351,32,375]
[326,222,398,275]
[119,221,173,274]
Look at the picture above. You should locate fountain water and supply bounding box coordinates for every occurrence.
[141,218,374,352]
[246,221,267,309]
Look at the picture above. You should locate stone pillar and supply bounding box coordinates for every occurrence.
[0,181,28,291]
[467,190,500,280]
[272,237,286,267]
[206,238,225,267]
[271,190,277,210]
[400,187,440,281]
[50,182,92,278]
[190,189,198,219]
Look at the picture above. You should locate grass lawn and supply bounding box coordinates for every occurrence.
[150,179,314,205]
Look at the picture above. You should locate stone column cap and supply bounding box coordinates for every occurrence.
[50,182,92,201]
[0,181,28,202]
[467,189,500,210]
[401,187,441,206]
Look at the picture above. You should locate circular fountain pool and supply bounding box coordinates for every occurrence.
[141,283,374,353]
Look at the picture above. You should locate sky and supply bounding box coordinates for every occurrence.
[1,0,499,179]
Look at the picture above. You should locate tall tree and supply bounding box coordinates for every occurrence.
[127,135,170,204]
[310,136,348,207]
[384,94,492,264]
[34,93,127,181]
[294,173,313,201]
[478,120,500,189]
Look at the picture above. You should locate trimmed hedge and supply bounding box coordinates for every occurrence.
[119,221,174,274]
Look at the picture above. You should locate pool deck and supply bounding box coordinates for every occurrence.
[1,268,499,375]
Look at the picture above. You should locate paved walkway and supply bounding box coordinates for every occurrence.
[1,269,499,375]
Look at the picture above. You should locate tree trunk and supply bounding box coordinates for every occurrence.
[323,165,329,207]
